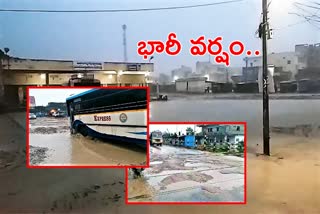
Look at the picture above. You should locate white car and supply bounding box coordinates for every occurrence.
[29,113,37,119]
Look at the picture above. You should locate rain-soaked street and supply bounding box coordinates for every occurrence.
[29,117,147,166]
[128,145,244,202]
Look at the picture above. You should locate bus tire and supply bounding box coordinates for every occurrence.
[70,128,76,135]
[79,125,88,137]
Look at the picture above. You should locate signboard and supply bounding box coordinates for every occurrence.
[127,64,141,71]
[73,62,104,70]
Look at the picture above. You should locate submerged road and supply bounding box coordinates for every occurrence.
[29,117,146,166]
[128,145,244,202]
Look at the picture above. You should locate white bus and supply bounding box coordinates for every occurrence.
[66,88,147,148]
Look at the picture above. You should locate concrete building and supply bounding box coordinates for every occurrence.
[294,43,320,93]
[175,77,211,93]
[199,124,245,144]
[195,61,228,83]
[171,65,192,82]
[1,56,153,106]
[295,43,320,69]
[243,52,297,81]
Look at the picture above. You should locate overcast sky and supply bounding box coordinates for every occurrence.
[1,0,319,75]
[29,88,89,106]
[150,124,202,134]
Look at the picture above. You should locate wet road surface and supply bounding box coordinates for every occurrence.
[1,96,320,213]
[128,145,244,202]
[29,117,147,166]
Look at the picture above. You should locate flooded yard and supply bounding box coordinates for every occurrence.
[128,145,244,202]
[28,117,147,166]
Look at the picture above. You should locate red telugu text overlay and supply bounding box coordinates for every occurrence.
[137,33,260,67]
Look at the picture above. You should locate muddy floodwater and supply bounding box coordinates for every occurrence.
[128,145,244,202]
[29,117,146,166]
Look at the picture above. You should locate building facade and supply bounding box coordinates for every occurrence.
[199,124,245,144]
[171,65,192,82]
[1,57,153,106]
[195,61,228,83]
[175,77,211,93]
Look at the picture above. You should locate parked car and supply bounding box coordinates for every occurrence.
[29,113,37,119]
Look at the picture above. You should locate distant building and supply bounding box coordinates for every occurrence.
[243,52,297,81]
[295,43,320,69]
[171,65,192,82]
[199,124,244,144]
[29,96,36,108]
[195,61,228,83]
[175,77,211,93]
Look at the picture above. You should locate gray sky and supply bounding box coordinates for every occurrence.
[29,88,89,106]
[1,0,319,75]
[150,124,202,134]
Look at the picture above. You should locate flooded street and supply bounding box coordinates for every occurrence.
[151,99,320,147]
[128,145,244,202]
[29,117,146,166]
[1,97,320,213]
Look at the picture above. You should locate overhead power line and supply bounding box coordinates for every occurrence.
[0,0,243,13]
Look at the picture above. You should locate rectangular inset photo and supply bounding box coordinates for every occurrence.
[27,86,149,168]
[126,122,246,204]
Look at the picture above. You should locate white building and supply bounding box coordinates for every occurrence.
[195,61,228,83]
[244,52,298,79]
[175,77,211,93]
[171,65,192,82]
[295,43,320,69]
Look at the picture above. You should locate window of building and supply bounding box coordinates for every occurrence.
[216,127,219,131]
[287,60,291,64]
[208,128,212,132]
[237,126,240,131]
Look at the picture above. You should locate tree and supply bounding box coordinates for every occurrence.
[186,127,194,135]
[237,141,244,153]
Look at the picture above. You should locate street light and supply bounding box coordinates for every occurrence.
[4,47,10,70]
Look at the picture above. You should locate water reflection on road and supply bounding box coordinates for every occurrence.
[29,118,146,166]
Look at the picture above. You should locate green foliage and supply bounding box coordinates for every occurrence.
[237,141,244,153]
[186,127,194,135]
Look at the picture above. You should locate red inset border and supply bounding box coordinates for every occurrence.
[26,86,150,169]
[125,121,247,205]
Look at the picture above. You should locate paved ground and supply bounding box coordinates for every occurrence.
[128,145,244,202]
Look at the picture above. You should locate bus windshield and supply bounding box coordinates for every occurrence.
[152,132,162,138]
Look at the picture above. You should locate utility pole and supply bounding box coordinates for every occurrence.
[243,57,248,82]
[262,0,270,155]
[122,24,128,62]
